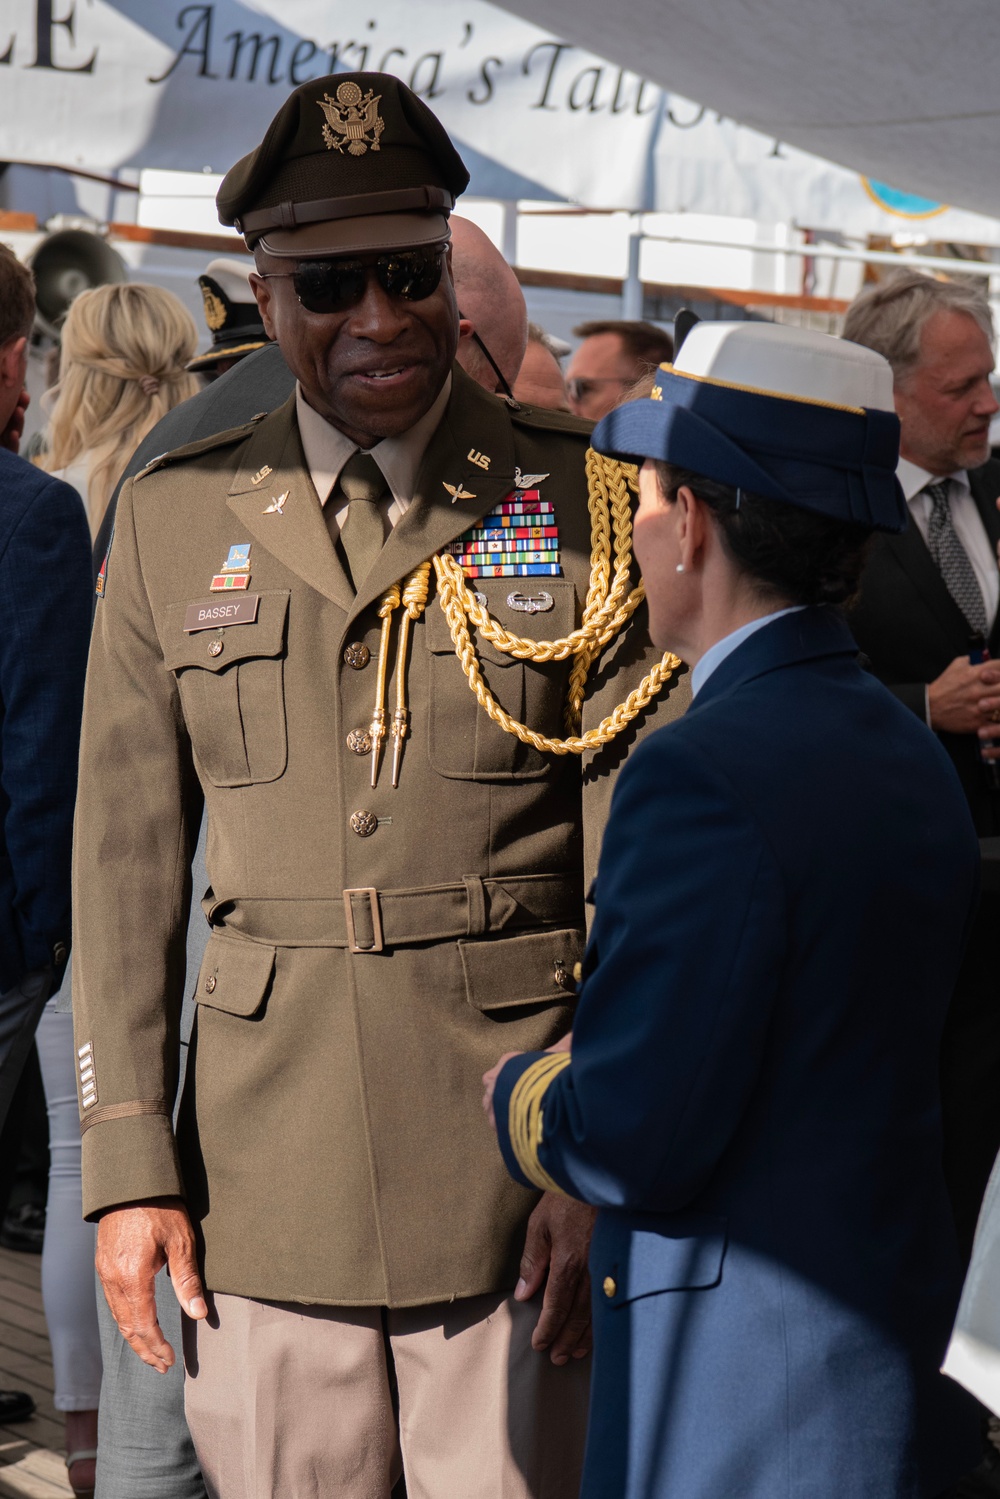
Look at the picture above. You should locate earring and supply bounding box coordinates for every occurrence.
[675,563,685,574]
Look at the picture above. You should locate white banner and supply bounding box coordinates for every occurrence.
[3,0,1000,242]
[0,0,663,207]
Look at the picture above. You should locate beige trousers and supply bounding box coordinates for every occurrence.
[183,1290,589,1499]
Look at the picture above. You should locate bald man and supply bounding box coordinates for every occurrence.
[451,216,529,396]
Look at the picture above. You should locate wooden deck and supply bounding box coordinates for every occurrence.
[0,1248,72,1498]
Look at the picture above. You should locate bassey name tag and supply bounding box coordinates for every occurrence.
[183,595,260,632]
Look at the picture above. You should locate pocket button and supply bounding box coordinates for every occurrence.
[205,974,217,994]
[350,809,379,838]
[344,642,371,670]
[208,640,224,658]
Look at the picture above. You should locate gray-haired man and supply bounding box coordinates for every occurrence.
[845,270,1000,1264]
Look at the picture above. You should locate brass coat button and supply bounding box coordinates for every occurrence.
[350,809,379,838]
[553,961,574,992]
[52,941,68,967]
[208,639,224,658]
[205,975,217,994]
[347,728,373,755]
[603,1276,617,1299]
[344,642,371,670]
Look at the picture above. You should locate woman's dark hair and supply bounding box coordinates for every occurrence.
[653,462,873,608]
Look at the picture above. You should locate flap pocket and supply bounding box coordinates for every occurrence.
[460,926,584,1011]
[195,933,276,1018]
[593,1211,728,1307]
[424,577,577,667]
[161,590,290,674]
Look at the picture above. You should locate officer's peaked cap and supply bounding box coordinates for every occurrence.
[593,321,907,533]
[217,72,470,258]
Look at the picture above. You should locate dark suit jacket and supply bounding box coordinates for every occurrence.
[93,342,294,583]
[0,451,91,990]
[495,609,980,1498]
[849,459,1000,833]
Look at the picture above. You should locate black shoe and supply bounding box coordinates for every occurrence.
[0,1390,35,1423]
[0,1202,45,1253]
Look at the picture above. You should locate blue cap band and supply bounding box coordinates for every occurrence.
[592,367,907,534]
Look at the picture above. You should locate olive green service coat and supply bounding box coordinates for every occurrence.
[73,366,690,1306]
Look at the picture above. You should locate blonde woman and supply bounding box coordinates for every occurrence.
[42,283,200,537]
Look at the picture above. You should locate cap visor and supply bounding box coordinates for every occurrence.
[258,211,449,258]
[187,338,269,372]
[592,399,676,463]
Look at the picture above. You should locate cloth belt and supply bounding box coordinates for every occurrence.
[202,873,584,954]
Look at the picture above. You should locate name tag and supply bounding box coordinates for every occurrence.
[183,595,260,632]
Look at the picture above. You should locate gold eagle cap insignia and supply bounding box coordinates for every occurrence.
[318,82,385,157]
[200,286,227,332]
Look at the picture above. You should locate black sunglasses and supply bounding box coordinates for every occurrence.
[258,244,447,315]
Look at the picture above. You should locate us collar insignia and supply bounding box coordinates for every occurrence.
[263,491,289,515]
[251,465,273,486]
[318,82,385,156]
[443,481,476,503]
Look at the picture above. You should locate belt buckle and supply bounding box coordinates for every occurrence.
[343,887,384,954]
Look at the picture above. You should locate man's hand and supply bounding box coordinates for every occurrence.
[0,389,29,455]
[483,1034,573,1127]
[96,1197,208,1373]
[928,656,1000,735]
[483,1050,521,1129]
[517,1193,596,1364]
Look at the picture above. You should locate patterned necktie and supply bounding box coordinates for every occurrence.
[334,452,388,591]
[924,479,987,636]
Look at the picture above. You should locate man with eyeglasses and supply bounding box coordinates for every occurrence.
[844,269,1000,1497]
[565,319,675,421]
[73,72,689,1497]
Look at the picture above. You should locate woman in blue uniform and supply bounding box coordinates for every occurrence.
[486,322,980,1498]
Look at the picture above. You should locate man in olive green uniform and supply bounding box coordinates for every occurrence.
[73,73,689,1498]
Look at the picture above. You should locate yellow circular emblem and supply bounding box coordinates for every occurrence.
[201,286,227,332]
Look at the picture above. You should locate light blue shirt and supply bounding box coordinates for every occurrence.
[691,608,806,697]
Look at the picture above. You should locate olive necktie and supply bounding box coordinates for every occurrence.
[334,452,388,591]
[924,479,987,636]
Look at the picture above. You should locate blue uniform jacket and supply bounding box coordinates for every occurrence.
[0,450,91,991]
[494,607,980,1498]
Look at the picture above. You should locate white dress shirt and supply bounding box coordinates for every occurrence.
[295,376,452,537]
[897,456,999,630]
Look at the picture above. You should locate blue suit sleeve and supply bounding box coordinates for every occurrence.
[494,730,786,1210]
[0,473,91,986]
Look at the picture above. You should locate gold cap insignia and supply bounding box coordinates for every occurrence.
[318,83,385,157]
[200,285,227,332]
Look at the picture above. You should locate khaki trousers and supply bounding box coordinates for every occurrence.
[183,1290,589,1499]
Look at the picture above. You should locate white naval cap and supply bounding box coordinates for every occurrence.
[674,320,895,413]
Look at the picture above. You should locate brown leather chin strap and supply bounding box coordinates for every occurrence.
[237,184,453,236]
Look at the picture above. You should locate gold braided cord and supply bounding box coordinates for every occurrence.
[430,447,682,756]
[390,562,432,786]
[369,583,401,787]
[435,451,640,667]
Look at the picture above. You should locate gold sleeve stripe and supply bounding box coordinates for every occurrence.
[79,1100,170,1135]
[507,1052,573,1195]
